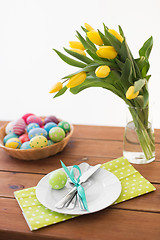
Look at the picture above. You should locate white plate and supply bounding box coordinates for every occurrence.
[36,163,121,215]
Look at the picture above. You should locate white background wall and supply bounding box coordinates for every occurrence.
[0,0,160,128]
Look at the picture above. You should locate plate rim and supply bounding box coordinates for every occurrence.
[36,164,122,215]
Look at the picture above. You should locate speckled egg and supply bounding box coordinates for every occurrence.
[26,123,40,133]
[13,118,26,135]
[5,138,22,149]
[44,115,59,125]
[44,122,57,134]
[19,134,30,143]
[5,121,15,135]
[49,170,67,189]
[47,140,55,146]
[49,127,65,142]
[30,136,48,149]
[22,113,34,123]
[58,121,71,133]
[3,133,19,144]
[28,128,48,140]
[20,141,32,149]
[26,115,43,127]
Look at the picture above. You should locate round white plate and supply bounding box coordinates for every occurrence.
[36,163,121,215]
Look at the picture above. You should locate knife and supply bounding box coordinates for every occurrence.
[55,164,101,209]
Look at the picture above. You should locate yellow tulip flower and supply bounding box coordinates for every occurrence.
[49,82,63,93]
[84,23,95,31]
[67,72,86,88]
[69,41,85,50]
[126,86,139,100]
[70,48,86,56]
[108,29,124,43]
[95,65,110,78]
[87,30,103,46]
[96,46,118,59]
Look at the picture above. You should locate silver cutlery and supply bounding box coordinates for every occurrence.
[55,164,101,209]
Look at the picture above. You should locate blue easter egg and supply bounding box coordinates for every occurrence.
[28,128,48,140]
[44,122,57,134]
[20,141,32,149]
[3,133,19,144]
[27,123,40,133]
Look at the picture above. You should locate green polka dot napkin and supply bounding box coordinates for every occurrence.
[14,157,156,231]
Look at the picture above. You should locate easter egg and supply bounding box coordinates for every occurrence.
[5,138,22,149]
[44,122,57,134]
[28,128,48,140]
[44,115,59,125]
[19,134,30,143]
[47,140,55,146]
[30,136,48,149]
[20,141,32,149]
[13,118,26,135]
[49,127,65,142]
[22,113,34,123]
[49,170,67,189]
[58,121,71,133]
[5,121,15,134]
[3,133,19,144]
[26,123,40,133]
[26,115,43,127]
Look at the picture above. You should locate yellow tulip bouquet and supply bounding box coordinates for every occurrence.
[50,23,155,162]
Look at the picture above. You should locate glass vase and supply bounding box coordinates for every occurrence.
[123,105,155,164]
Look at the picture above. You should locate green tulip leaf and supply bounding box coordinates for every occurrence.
[86,37,97,50]
[141,61,150,78]
[81,26,89,33]
[120,58,132,88]
[53,49,86,68]
[104,30,121,53]
[134,79,146,93]
[62,64,99,79]
[118,25,125,38]
[98,30,111,45]
[103,23,108,35]
[143,85,149,108]
[115,58,124,70]
[63,48,93,64]
[139,36,153,59]
[53,86,67,98]
[86,49,102,61]
[120,39,137,79]
[76,31,96,53]
[145,75,151,81]
[70,74,128,104]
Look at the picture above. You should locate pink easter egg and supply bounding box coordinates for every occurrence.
[44,115,59,125]
[19,133,30,143]
[22,113,34,123]
[26,115,43,127]
[13,118,26,135]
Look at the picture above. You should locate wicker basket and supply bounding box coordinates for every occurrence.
[0,122,73,160]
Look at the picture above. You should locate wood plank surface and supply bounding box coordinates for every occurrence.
[0,198,160,240]
[0,121,160,240]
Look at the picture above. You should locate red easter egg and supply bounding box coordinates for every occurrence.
[22,113,34,123]
[26,115,43,127]
[19,134,30,143]
[44,115,59,125]
[13,118,26,135]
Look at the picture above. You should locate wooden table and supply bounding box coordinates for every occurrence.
[0,121,160,240]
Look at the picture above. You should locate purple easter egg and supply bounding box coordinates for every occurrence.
[44,115,59,125]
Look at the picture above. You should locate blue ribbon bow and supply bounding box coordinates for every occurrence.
[60,160,89,211]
